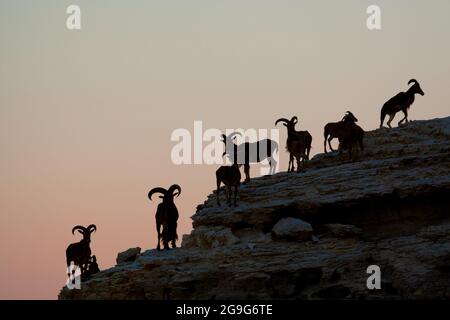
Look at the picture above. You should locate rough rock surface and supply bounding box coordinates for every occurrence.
[116,247,141,265]
[59,117,450,300]
[271,218,312,240]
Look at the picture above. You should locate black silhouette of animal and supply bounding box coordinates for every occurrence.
[216,163,241,206]
[85,255,100,278]
[380,79,425,128]
[323,111,357,153]
[148,184,181,251]
[275,116,312,172]
[340,111,365,159]
[66,224,97,277]
[221,132,278,182]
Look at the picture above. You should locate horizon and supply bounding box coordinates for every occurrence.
[1,0,450,299]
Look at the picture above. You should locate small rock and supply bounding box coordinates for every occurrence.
[271,217,313,241]
[324,224,362,238]
[116,247,141,265]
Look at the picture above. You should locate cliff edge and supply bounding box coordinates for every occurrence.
[59,117,450,300]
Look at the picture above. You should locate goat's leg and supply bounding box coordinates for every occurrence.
[328,137,334,152]
[386,113,395,128]
[216,180,221,206]
[398,109,408,126]
[171,222,177,248]
[162,226,170,250]
[324,136,328,153]
[348,144,353,161]
[244,164,250,182]
[67,261,76,284]
[296,156,301,173]
[79,262,85,278]
[270,157,277,175]
[234,184,238,206]
[227,185,232,206]
[288,154,294,172]
[156,221,162,251]
[338,140,343,155]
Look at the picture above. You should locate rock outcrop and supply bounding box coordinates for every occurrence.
[59,117,450,300]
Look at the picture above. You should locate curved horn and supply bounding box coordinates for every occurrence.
[227,131,242,141]
[168,184,181,197]
[291,116,298,124]
[275,118,290,126]
[72,225,86,235]
[148,187,167,200]
[343,111,353,121]
[86,224,97,233]
[408,79,418,86]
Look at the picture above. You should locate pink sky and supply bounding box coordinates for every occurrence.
[1,0,450,299]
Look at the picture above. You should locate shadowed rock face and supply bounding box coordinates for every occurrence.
[59,117,450,300]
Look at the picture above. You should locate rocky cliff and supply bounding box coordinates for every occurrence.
[59,117,450,300]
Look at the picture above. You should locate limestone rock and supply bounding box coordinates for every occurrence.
[116,247,141,265]
[324,224,362,238]
[271,218,313,241]
[59,117,450,300]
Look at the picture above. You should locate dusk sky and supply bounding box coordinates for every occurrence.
[1,0,449,299]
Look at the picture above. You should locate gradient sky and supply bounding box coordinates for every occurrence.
[1,0,449,299]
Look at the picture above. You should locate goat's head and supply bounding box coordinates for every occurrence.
[275,116,298,133]
[221,132,242,156]
[72,224,97,243]
[408,79,424,96]
[148,184,181,202]
[342,111,358,123]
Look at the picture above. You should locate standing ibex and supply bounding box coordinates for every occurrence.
[221,132,278,182]
[148,184,181,251]
[216,162,241,207]
[275,116,312,172]
[340,111,364,159]
[380,79,425,128]
[323,111,356,153]
[66,224,97,277]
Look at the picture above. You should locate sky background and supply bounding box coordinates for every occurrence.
[1,0,449,299]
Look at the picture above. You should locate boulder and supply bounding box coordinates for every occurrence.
[116,247,141,264]
[271,217,313,241]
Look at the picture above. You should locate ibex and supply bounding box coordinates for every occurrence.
[275,116,312,172]
[66,224,97,277]
[148,184,181,250]
[221,132,278,182]
[380,79,425,128]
